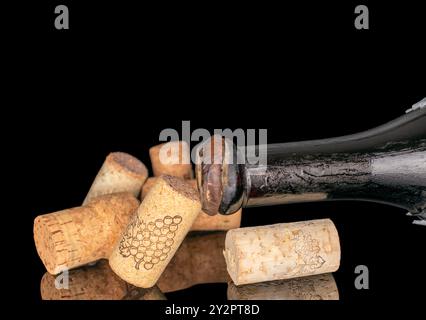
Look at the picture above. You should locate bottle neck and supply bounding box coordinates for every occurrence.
[244,139,426,214]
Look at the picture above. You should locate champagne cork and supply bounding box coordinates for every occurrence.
[83,152,148,205]
[109,175,201,288]
[34,193,140,275]
[224,219,340,285]
[157,232,229,292]
[40,260,128,300]
[142,178,242,231]
[149,141,193,179]
[227,273,339,300]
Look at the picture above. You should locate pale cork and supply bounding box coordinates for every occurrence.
[34,193,140,275]
[224,219,340,285]
[227,273,339,300]
[40,260,128,300]
[83,152,148,205]
[157,232,229,292]
[109,175,201,288]
[149,141,193,179]
[142,178,242,231]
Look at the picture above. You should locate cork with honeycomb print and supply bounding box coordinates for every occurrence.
[109,175,201,288]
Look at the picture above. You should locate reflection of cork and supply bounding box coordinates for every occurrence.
[157,232,229,292]
[142,178,242,231]
[40,260,127,300]
[83,152,148,205]
[40,260,166,300]
[149,141,193,179]
[34,193,140,275]
[224,219,340,285]
[109,175,201,288]
[123,285,166,300]
[227,273,339,300]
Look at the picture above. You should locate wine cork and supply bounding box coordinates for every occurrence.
[109,175,201,288]
[142,178,242,231]
[141,177,158,199]
[224,219,340,285]
[227,273,339,300]
[83,152,148,205]
[40,260,128,300]
[157,232,229,292]
[149,141,193,179]
[34,193,140,275]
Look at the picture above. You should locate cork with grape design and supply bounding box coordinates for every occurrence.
[109,175,201,288]
[118,214,183,270]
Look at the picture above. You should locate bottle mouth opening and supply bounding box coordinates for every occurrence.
[195,135,224,215]
[195,135,246,215]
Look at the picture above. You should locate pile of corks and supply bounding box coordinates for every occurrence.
[34,141,341,300]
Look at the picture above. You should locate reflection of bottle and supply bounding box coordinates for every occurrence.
[40,260,165,300]
[227,273,339,300]
[157,232,229,292]
[196,105,426,224]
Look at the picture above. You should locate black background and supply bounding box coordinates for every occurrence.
[6,0,425,317]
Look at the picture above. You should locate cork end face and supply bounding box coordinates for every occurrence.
[108,152,148,178]
[161,175,200,202]
[34,216,61,275]
[149,141,193,179]
[324,219,341,271]
[149,141,190,160]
